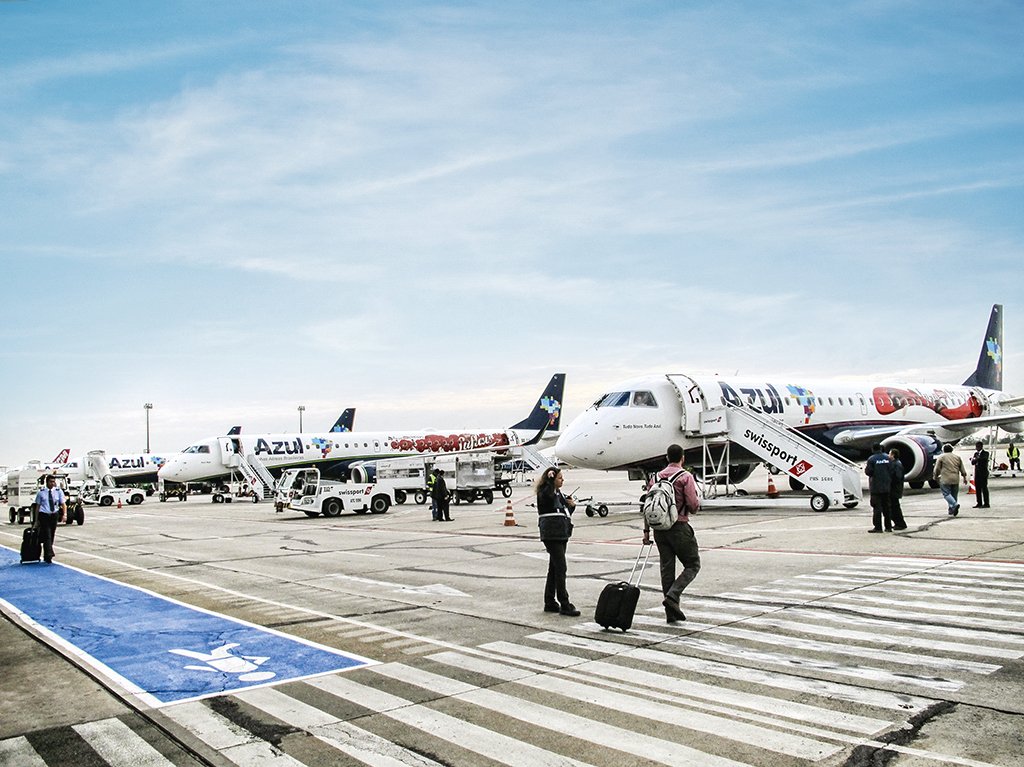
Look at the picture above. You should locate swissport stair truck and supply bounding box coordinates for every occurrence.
[703,405,863,512]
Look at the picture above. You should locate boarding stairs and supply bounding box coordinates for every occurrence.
[236,454,275,500]
[518,444,556,472]
[701,405,863,512]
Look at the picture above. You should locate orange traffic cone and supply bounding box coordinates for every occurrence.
[767,476,779,498]
[968,479,976,495]
[503,499,517,526]
[117,498,123,509]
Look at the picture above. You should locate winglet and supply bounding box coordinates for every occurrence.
[962,304,1003,391]
[510,374,566,433]
[330,408,356,432]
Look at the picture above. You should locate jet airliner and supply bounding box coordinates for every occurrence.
[555,306,1023,488]
[158,374,566,485]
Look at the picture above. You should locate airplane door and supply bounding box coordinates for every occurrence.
[855,393,868,416]
[218,437,239,468]
[666,374,708,435]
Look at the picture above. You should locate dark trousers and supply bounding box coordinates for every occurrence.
[870,492,892,530]
[653,521,700,602]
[543,540,570,607]
[974,476,990,507]
[887,492,906,528]
[37,512,58,559]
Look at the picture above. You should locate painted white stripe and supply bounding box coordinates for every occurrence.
[798,574,1024,600]
[160,700,269,751]
[72,718,176,767]
[691,597,1024,647]
[575,623,967,692]
[429,647,883,748]
[676,607,1022,660]
[367,663,754,767]
[0,736,47,767]
[718,591,1023,631]
[463,644,888,734]
[635,617,999,674]
[811,566,1024,589]
[765,577,1024,608]
[528,632,937,711]
[237,687,444,766]
[309,674,601,767]
[825,592,1024,619]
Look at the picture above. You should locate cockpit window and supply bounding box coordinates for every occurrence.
[632,391,658,407]
[597,391,631,407]
[183,445,211,454]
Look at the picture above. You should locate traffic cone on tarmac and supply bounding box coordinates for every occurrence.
[503,499,517,526]
[968,478,976,495]
[117,498,123,509]
[767,476,779,498]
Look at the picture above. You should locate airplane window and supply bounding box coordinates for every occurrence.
[828,398,834,406]
[632,391,658,407]
[198,445,210,454]
[598,392,630,407]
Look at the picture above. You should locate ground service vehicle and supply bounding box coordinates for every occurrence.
[6,469,82,524]
[81,481,145,507]
[279,468,394,518]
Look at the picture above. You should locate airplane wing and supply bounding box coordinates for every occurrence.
[832,411,1024,448]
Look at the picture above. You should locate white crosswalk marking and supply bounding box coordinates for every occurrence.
[236,687,445,766]
[160,701,305,765]
[0,736,47,767]
[72,718,176,767]
[367,663,755,767]
[308,674,603,767]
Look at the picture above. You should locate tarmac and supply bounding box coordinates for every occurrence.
[2,452,1023,766]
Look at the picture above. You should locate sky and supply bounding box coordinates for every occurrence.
[1,1,1022,467]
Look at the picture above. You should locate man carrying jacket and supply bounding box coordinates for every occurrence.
[934,444,968,516]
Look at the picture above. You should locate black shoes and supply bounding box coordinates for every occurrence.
[663,598,686,623]
[893,525,908,530]
[949,504,960,516]
[868,528,884,533]
[544,603,560,613]
[559,604,581,617]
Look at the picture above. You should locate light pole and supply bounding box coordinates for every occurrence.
[144,403,153,453]
[298,405,305,433]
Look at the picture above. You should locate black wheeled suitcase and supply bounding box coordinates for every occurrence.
[594,543,653,631]
[20,527,42,564]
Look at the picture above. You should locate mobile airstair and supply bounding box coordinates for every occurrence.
[235,453,275,500]
[700,405,863,512]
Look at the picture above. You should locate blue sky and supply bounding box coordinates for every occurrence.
[1,1,1022,466]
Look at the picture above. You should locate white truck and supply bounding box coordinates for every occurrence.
[276,468,395,518]
[349,454,501,506]
[80,481,146,507]
[6,469,85,525]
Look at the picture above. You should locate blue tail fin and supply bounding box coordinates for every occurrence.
[510,374,566,433]
[330,408,356,432]
[962,304,1003,391]
[226,426,242,436]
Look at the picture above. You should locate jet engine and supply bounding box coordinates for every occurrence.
[881,434,941,482]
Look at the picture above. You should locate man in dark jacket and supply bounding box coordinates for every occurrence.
[971,441,991,508]
[431,469,452,521]
[865,444,894,533]
[887,449,908,530]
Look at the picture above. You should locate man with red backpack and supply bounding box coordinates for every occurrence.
[642,444,701,623]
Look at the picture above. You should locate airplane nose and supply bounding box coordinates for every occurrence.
[555,429,592,467]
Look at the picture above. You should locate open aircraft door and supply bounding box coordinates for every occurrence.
[218,437,240,469]
[666,374,709,436]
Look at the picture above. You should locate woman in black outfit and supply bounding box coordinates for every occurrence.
[535,468,580,616]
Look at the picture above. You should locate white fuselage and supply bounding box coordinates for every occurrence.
[555,373,1017,472]
[158,428,527,484]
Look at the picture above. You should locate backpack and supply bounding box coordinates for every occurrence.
[641,470,686,531]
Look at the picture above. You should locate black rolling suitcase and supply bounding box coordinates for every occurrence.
[20,526,42,564]
[594,542,653,631]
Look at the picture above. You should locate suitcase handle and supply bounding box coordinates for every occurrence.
[626,542,654,587]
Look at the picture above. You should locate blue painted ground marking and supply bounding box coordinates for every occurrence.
[0,547,374,706]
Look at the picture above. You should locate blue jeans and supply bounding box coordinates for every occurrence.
[940,483,960,510]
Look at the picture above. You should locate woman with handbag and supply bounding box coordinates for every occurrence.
[536,468,580,616]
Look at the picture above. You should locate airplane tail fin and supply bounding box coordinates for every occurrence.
[510,374,566,433]
[330,408,356,432]
[226,426,242,436]
[52,448,70,464]
[962,304,1003,391]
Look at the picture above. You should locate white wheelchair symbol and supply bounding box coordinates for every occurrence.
[169,642,276,682]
